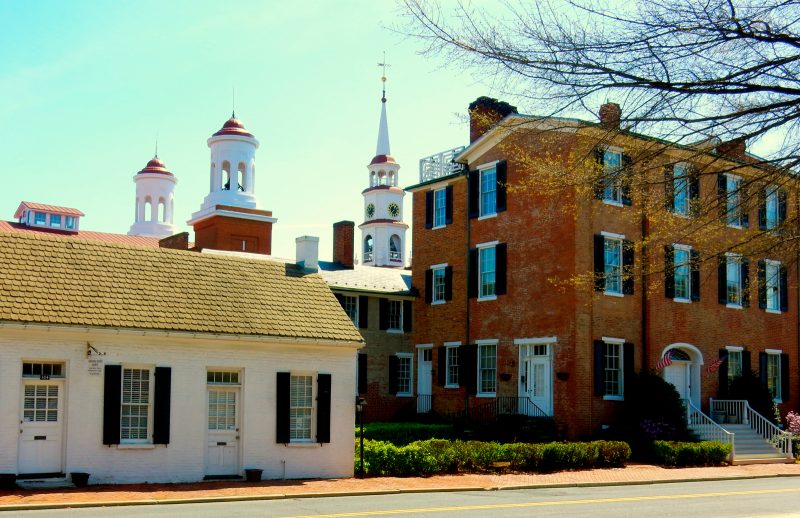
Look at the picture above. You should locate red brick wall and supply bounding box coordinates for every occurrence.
[333,221,355,267]
[193,215,273,254]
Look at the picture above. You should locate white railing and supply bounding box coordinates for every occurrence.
[685,399,735,460]
[419,146,467,183]
[711,399,793,458]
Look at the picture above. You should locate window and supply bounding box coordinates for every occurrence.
[604,237,622,294]
[49,214,61,228]
[121,368,151,442]
[364,235,373,262]
[725,175,744,227]
[387,300,402,330]
[674,247,691,301]
[766,353,781,401]
[766,261,780,312]
[445,345,459,387]
[34,212,46,225]
[726,255,743,306]
[65,216,76,230]
[207,390,236,431]
[479,167,497,217]
[22,361,64,379]
[765,186,779,229]
[340,295,358,325]
[432,267,446,304]
[389,234,402,262]
[23,385,58,423]
[479,245,496,299]
[603,149,623,203]
[290,375,313,441]
[727,349,743,381]
[604,342,623,398]
[396,354,412,396]
[433,188,446,227]
[207,370,240,385]
[478,342,497,395]
[673,164,689,215]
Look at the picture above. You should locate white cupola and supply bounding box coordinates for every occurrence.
[359,70,408,268]
[128,155,178,238]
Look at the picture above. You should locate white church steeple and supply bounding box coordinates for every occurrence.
[359,57,408,267]
[128,150,178,239]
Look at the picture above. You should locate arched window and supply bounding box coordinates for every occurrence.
[388,171,395,186]
[370,171,376,187]
[378,171,386,186]
[389,234,401,262]
[237,162,246,192]
[364,235,374,262]
[222,161,231,191]
[144,197,152,222]
[158,198,166,222]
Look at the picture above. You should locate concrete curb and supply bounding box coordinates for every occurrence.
[1,473,799,512]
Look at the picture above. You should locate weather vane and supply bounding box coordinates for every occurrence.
[377,51,391,103]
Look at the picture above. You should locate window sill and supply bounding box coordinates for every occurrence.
[672,211,691,219]
[478,295,497,302]
[726,303,743,310]
[603,395,624,401]
[477,213,497,221]
[477,393,496,398]
[444,384,460,389]
[602,199,624,207]
[386,329,404,335]
[726,224,743,230]
[116,443,156,450]
[766,308,782,314]
[673,298,691,304]
[431,300,446,306]
[431,224,446,230]
[285,442,320,448]
[396,393,413,398]
[603,291,623,298]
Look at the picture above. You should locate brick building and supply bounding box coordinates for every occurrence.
[408,97,798,446]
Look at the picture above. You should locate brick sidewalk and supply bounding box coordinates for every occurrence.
[0,463,798,509]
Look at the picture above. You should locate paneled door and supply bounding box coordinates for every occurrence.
[18,382,64,475]
[206,388,240,476]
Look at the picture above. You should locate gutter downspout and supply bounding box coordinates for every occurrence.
[641,212,649,372]
[465,167,472,417]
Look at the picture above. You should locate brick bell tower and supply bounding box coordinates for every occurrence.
[188,113,276,254]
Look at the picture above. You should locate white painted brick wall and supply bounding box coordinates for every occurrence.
[0,326,358,484]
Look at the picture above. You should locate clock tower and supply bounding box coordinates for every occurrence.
[359,64,408,267]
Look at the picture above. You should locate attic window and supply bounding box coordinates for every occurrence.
[50,214,62,228]
[65,216,76,230]
[34,212,46,225]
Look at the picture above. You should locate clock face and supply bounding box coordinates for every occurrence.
[366,203,375,219]
[388,202,400,218]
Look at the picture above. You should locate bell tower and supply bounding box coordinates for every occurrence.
[187,114,277,254]
[359,58,408,267]
[128,153,178,238]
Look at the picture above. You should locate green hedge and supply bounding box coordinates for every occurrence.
[652,440,731,467]
[356,439,631,476]
[355,423,457,445]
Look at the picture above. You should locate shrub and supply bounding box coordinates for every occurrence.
[653,441,731,467]
[624,372,689,441]
[356,423,456,445]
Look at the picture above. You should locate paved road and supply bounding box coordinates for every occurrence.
[6,477,800,517]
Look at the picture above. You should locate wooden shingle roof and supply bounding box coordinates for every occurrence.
[0,231,363,343]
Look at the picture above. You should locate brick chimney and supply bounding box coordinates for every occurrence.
[599,102,621,130]
[158,232,189,250]
[716,138,747,159]
[332,220,354,268]
[468,96,518,143]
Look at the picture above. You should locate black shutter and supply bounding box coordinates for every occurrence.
[743,350,752,376]
[425,269,433,304]
[594,340,606,396]
[496,160,507,212]
[358,354,368,394]
[593,147,605,199]
[758,260,767,309]
[445,185,454,225]
[718,349,729,397]
[425,191,433,229]
[388,355,398,395]
[153,367,171,445]
[623,343,635,398]
[403,300,412,332]
[781,353,790,401]
[688,167,700,215]
[103,365,122,445]
[690,250,701,302]
[379,298,389,330]
[622,239,634,295]
[437,347,446,387]
[780,266,789,312]
[664,245,675,299]
[495,243,507,295]
[741,258,751,307]
[718,255,727,305]
[758,188,767,230]
[468,248,478,298]
[468,170,479,218]
[463,344,477,395]
[444,266,453,301]
[759,352,768,388]
[276,372,290,443]
[621,154,633,206]
[593,234,605,292]
[741,182,750,228]
[664,165,675,212]
[358,296,369,329]
[718,174,727,221]
[316,374,331,443]
[779,190,788,226]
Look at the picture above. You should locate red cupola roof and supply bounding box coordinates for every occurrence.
[212,115,254,138]
[370,154,397,166]
[137,156,173,176]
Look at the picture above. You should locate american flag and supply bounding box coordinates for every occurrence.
[706,353,727,374]
[655,350,673,371]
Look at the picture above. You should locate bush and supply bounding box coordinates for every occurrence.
[356,423,457,445]
[356,439,631,476]
[624,372,689,441]
[653,441,731,467]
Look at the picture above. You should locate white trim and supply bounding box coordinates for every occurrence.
[601,336,625,344]
[673,298,691,304]
[444,341,462,347]
[430,262,449,269]
[477,213,497,221]
[602,200,624,208]
[187,208,277,227]
[604,291,624,298]
[725,172,742,181]
[395,352,413,397]
[116,444,157,450]
[674,243,692,250]
[514,337,557,345]
[476,160,500,171]
[416,343,433,349]
[725,346,744,352]
[600,231,625,239]
[726,303,743,310]
[477,295,497,302]
[766,308,782,314]
[725,251,742,258]
[475,338,499,345]
[476,240,500,249]
[603,395,624,401]
[603,144,624,153]
[765,348,783,355]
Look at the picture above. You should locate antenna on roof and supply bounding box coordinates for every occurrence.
[232,87,236,118]
[377,51,391,103]
[154,131,159,158]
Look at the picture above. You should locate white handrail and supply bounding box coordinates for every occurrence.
[711,399,793,458]
[685,399,735,460]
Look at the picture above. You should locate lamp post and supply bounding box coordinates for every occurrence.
[356,396,366,477]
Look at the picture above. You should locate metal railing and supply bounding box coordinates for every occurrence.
[419,146,467,183]
[685,399,736,460]
[467,396,550,423]
[389,251,402,262]
[416,394,432,414]
[711,399,793,458]
[363,251,373,262]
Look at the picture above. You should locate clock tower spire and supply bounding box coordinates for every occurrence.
[359,55,407,267]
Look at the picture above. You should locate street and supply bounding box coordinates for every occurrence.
[5,477,800,517]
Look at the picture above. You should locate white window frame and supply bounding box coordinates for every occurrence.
[478,165,498,218]
[387,299,403,332]
[431,263,447,305]
[49,214,62,228]
[602,234,623,296]
[765,349,782,403]
[33,212,46,225]
[433,188,447,228]
[725,253,743,309]
[725,173,744,228]
[120,365,154,444]
[340,294,359,326]
[395,353,413,397]
[476,339,498,397]
[477,242,498,301]
[602,147,624,206]
[673,244,692,303]
[673,163,690,216]
[602,337,625,401]
[65,216,76,230]
[444,341,461,388]
[289,373,315,442]
[765,259,781,313]
[726,346,743,382]
[765,185,780,229]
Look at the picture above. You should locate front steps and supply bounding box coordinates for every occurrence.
[724,424,795,465]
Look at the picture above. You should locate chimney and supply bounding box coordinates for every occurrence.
[468,96,518,143]
[599,102,621,130]
[716,138,747,159]
[159,232,189,250]
[295,236,319,271]
[332,220,354,268]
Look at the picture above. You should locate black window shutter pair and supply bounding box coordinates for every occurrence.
[358,296,369,329]
[378,298,389,330]
[103,365,171,446]
[593,341,634,397]
[756,352,788,401]
[665,166,700,213]
[425,267,454,304]
[717,255,750,306]
[388,355,399,395]
[467,246,507,297]
[437,347,447,387]
[276,372,331,444]
[462,344,477,395]
[468,162,507,218]
[357,354,368,394]
[425,186,455,229]
[593,235,634,294]
[403,300,412,332]
[664,247,701,301]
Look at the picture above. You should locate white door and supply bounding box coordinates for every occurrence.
[520,345,552,416]
[206,388,240,476]
[417,348,432,413]
[18,382,64,474]
[664,362,690,400]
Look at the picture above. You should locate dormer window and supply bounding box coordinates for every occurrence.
[34,212,46,225]
[50,214,61,228]
[65,216,76,230]
[14,202,84,232]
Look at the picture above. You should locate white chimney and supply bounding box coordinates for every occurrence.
[295,236,320,271]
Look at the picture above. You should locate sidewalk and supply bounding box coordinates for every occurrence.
[1,463,798,511]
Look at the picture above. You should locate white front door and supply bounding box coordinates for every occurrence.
[664,362,690,399]
[520,345,552,416]
[417,348,432,413]
[206,388,240,476]
[18,382,64,474]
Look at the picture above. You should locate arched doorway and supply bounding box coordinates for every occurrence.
[660,343,704,408]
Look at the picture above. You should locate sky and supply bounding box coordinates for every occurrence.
[0,0,488,261]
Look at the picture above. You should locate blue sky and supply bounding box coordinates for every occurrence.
[0,0,489,260]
